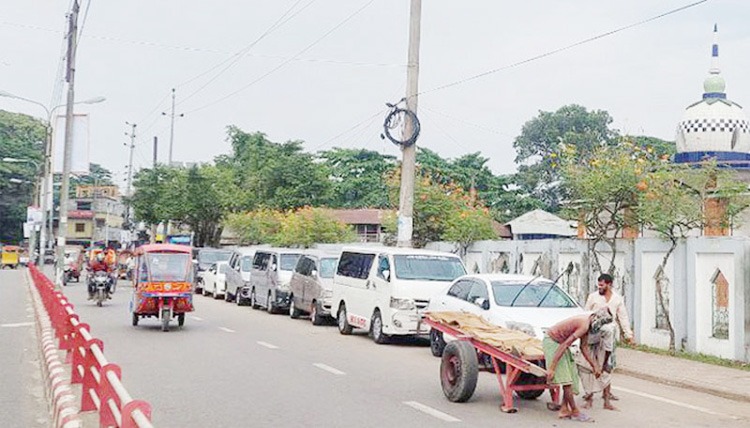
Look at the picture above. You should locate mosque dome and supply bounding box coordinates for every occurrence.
[675,25,750,165]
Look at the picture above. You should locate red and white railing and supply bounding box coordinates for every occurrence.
[29,264,154,428]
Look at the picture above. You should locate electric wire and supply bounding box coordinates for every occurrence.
[417,0,709,97]
[309,108,387,152]
[182,0,376,115]
[76,0,92,48]
[175,0,314,105]
[420,105,511,137]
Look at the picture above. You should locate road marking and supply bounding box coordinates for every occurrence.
[257,341,279,349]
[218,327,235,333]
[403,401,460,422]
[613,386,740,420]
[190,316,204,321]
[0,322,34,328]
[313,363,346,375]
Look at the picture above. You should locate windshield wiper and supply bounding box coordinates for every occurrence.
[537,262,574,307]
[509,275,541,307]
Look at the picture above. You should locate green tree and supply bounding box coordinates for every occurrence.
[225,209,282,245]
[0,110,45,243]
[319,147,396,208]
[514,104,619,211]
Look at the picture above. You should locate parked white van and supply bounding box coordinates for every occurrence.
[332,246,466,344]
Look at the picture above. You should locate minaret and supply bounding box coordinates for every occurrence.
[704,24,726,100]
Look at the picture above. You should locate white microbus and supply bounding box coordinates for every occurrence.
[332,246,466,344]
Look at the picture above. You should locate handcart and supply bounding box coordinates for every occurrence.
[424,313,559,413]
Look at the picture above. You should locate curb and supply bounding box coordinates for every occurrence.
[618,366,750,404]
[26,270,83,428]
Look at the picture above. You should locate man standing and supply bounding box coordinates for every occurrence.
[545,307,614,422]
[579,273,635,410]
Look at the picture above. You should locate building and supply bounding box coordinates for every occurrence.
[505,209,576,240]
[64,185,126,247]
[325,209,391,242]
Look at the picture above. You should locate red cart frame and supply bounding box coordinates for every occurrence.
[424,316,560,413]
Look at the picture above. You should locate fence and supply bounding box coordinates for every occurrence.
[29,264,154,428]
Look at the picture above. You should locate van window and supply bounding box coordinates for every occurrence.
[253,253,270,270]
[319,258,337,278]
[280,254,302,271]
[393,255,466,281]
[447,280,472,300]
[337,252,375,280]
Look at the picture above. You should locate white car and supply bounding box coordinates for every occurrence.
[202,261,229,300]
[427,273,584,357]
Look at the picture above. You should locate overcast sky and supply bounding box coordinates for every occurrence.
[2,0,748,186]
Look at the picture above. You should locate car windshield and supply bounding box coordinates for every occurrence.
[144,253,193,282]
[280,254,302,271]
[393,255,466,281]
[319,258,337,278]
[199,250,232,264]
[491,280,577,308]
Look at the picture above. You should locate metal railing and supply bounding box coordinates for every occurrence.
[29,264,154,428]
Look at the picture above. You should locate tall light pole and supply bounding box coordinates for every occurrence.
[396,0,422,248]
[162,88,183,166]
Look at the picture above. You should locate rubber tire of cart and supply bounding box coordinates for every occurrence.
[440,341,479,403]
[430,328,446,357]
[514,372,546,400]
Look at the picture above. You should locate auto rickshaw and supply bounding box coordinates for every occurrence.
[1,246,21,269]
[130,244,194,332]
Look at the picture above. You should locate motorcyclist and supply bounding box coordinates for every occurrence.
[88,252,114,300]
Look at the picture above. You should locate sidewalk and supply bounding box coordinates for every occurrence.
[617,347,750,402]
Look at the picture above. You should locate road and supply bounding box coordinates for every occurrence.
[0,269,49,428]
[54,276,750,428]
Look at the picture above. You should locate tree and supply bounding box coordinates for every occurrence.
[514,104,619,211]
[0,110,45,243]
[319,148,396,208]
[225,209,282,245]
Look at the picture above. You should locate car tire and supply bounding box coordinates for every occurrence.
[289,297,301,319]
[440,341,478,403]
[236,289,245,306]
[224,289,233,302]
[370,310,389,344]
[337,304,353,335]
[430,328,446,357]
[310,301,324,326]
[201,287,208,296]
[267,292,276,314]
[250,289,260,309]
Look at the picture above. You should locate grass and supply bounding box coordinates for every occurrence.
[622,342,750,372]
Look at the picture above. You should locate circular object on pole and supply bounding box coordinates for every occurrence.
[382,106,421,147]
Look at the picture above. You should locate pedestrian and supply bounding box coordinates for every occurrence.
[544,307,614,422]
[578,273,635,410]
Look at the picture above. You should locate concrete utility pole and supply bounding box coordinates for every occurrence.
[396,0,422,248]
[125,122,137,225]
[162,88,183,165]
[152,136,158,167]
[56,0,79,286]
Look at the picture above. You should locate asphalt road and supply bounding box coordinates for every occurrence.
[0,269,49,428]
[53,276,750,428]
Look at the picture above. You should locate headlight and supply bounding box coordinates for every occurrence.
[390,297,415,311]
[506,321,536,337]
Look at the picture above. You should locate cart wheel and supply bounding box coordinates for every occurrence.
[440,341,478,403]
[430,329,446,357]
[515,372,546,400]
[178,313,185,327]
[132,313,139,327]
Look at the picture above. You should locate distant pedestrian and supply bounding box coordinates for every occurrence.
[578,273,635,410]
[544,307,614,422]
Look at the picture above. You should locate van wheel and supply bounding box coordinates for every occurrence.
[310,301,324,326]
[430,328,446,357]
[250,289,260,309]
[224,289,233,302]
[236,289,245,306]
[441,341,478,402]
[337,304,353,335]
[370,310,389,344]
[289,297,301,319]
[267,292,277,314]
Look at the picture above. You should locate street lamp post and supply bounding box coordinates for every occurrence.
[0,91,105,265]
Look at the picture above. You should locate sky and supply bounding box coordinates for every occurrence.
[1,0,749,188]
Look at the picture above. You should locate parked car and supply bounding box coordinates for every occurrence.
[288,251,339,325]
[226,247,259,304]
[202,261,229,299]
[331,246,466,344]
[426,273,584,357]
[245,248,302,314]
[195,248,233,294]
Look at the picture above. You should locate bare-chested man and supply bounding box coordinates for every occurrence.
[544,307,614,422]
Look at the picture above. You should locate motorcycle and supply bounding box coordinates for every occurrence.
[90,271,112,307]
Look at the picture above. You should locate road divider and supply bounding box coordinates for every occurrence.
[28,264,154,428]
[313,363,346,375]
[403,401,460,422]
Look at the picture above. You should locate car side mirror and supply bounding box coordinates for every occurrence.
[311,269,318,278]
[474,297,490,310]
[382,269,391,282]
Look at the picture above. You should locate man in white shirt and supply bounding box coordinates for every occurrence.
[578,273,635,410]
